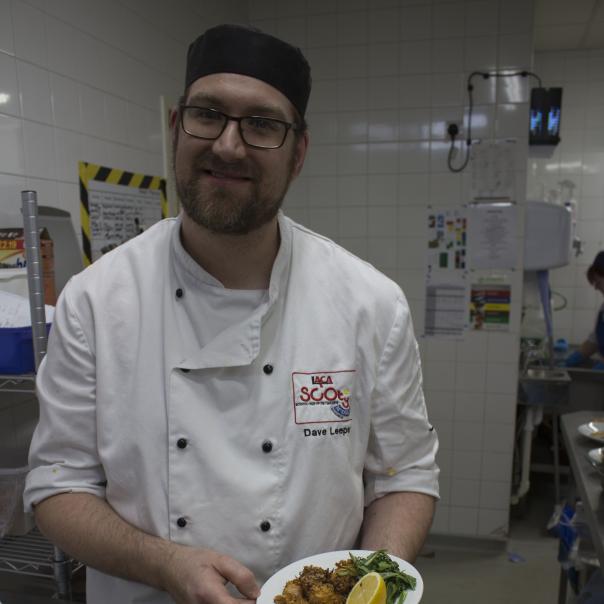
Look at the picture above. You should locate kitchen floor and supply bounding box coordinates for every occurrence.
[417,472,576,604]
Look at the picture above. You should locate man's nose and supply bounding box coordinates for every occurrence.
[211,119,246,160]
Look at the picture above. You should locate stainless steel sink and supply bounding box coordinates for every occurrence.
[522,367,571,383]
[518,366,571,405]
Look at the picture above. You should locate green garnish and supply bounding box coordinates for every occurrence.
[337,550,416,604]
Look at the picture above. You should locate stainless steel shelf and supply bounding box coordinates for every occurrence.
[0,374,36,394]
[0,529,82,580]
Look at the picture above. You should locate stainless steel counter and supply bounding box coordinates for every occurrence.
[560,410,604,568]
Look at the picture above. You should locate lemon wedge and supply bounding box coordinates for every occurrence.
[345,571,387,604]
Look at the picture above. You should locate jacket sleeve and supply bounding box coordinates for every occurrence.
[23,282,106,511]
[363,294,439,506]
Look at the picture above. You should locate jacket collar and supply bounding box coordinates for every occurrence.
[168,212,293,370]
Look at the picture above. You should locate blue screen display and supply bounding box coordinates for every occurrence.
[529,87,562,145]
[548,107,561,136]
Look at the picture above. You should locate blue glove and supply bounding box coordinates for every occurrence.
[593,361,604,370]
[565,350,585,367]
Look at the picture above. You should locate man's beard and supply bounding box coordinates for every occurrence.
[175,149,296,235]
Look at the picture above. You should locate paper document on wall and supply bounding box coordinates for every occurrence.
[470,139,516,201]
[424,271,468,338]
[89,181,161,262]
[467,203,518,269]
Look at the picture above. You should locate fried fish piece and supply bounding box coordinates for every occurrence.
[298,565,330,595]
[274,579,308,604]
[329,559,358,595]
[274,560,355,604]
[307,582,346,604]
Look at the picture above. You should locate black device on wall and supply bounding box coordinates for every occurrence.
[529,87,563,145]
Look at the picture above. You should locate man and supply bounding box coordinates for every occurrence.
[24,24,439,604]
[565,251,604,369]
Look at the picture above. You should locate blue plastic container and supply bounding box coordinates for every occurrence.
[0,324,51,374]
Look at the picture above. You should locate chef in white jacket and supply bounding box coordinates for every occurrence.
[24,24,439,604]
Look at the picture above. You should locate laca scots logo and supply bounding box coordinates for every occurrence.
[292,370,355,424]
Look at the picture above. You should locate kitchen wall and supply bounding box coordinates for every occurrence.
[527,49,604,346]
[0,0,246,230]
[249,0,534,538]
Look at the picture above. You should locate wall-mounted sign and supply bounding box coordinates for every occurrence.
[79,162,168,265]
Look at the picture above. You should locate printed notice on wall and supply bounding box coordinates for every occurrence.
[88,181,161,260]
[424,271,468,338]
[79,162,168,265]
[467,203,518,270]
[470,139,516,201]
[469,278,511,331]
[427,207,467,271]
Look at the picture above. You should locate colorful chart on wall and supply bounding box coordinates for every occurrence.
[426,207,467,271]
[79,162,168,265]
[469,278,511,331]
[424,206,469,337]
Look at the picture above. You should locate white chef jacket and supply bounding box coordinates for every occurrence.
[24,212,439,604]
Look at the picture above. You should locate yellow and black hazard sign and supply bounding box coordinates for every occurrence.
[79,162,169,266]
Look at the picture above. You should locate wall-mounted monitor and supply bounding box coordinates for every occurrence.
[529,87,563,146]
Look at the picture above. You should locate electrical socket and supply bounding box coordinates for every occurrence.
[446,121,462,140]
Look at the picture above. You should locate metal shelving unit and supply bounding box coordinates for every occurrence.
[0,374,36,395]
[0,193,75,599]
[0,529,82,580]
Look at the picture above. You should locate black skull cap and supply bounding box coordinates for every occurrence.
[185,24,312,119]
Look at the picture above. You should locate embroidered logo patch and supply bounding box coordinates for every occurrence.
[292,370,354,424]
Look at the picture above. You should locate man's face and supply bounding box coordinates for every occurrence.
[172,73,308,235]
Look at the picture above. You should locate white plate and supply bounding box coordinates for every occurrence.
[258,549,423,604]
[578,420,604,444]
[588,447,604,466]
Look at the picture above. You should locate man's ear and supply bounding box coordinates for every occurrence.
[169,107,179,148]
[292,130,309,180]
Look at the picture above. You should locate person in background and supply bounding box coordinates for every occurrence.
[24,24,439,604]
[565,251,604,369]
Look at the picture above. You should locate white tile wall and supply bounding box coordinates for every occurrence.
[50,73,82,131]
[18,60,52,124]
[449,506,479,535]
[0,52,20,116]
[529,49,604,345]
[0,0,14,56]
[0,113,25,174]
[0,0,246,230]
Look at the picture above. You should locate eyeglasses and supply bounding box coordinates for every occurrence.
[180,105,299,149]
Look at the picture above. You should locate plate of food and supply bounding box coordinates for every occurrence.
[578,420,604,444]
[258,549,423,604]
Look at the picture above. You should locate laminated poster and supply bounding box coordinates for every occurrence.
[469,281,511,331]
[426,207,467,271]
[79,162,168,265]
[424,207,469,337]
